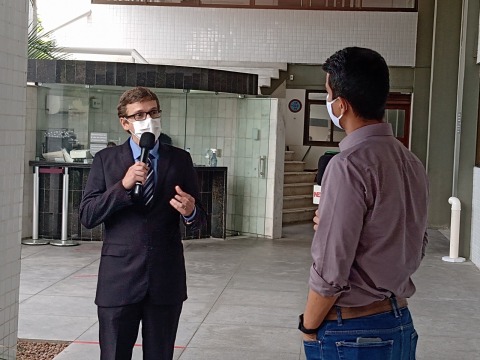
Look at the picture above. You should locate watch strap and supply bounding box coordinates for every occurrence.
[298,314,318,334]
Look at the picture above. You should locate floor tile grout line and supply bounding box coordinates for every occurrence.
[178,237,266,357]
[29,255,100,299]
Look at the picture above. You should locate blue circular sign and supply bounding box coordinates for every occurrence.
[289,99,302,113]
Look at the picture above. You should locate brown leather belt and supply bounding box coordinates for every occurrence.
[325,298,408,321]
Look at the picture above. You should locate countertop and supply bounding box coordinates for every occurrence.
[29,160,227,171]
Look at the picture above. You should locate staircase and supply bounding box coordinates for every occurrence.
[282,150,318,224]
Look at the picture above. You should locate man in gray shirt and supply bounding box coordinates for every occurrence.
[298,47,429,360]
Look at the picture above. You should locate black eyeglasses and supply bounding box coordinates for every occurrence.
[124,109,162,121]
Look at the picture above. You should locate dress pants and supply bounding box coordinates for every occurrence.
[98,296,183,360]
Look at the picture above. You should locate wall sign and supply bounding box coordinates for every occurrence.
[288,99,302,113]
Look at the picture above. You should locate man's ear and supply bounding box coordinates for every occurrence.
[120,117,130,132]
[338,97,348,114]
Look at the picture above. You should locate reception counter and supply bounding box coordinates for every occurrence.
[26,161,227,244]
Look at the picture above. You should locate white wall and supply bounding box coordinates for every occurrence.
[471,167,480,268]
[0,1,28,358]
[36,2,417,67]
[473,11,480,269]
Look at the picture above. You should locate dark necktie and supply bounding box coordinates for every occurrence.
[143,156,155,205]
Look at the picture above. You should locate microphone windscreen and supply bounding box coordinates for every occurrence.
[316,152,337,185]
[139,132,155,150]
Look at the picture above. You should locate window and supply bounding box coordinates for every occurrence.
[385,93,411,147]
[303,91,412,147]
[303,91,346,146]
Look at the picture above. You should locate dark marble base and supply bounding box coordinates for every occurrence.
[182,167,227,239]
[28,59,258,95]
[32,162,227,241]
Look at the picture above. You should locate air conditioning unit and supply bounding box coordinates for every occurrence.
[46,95,77,114]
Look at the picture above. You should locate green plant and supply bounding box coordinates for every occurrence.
[28,0,68,60]
[28,21,68,60]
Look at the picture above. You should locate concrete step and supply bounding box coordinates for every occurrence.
[285,150,294,161]
[282,207,317,224]
[284,161,305,172]
[283,195,314,209]
[283,183,314,196]
[284,171,316,184]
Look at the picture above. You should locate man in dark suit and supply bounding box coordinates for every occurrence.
[80,86,206,360]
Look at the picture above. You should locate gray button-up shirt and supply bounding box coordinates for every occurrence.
[309,123,429,307]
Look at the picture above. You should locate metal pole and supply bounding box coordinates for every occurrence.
[50,167,78,246]
[452,0,468,198]
[33,166,39,240]
[61,167,69,240]
[22,166,49,245]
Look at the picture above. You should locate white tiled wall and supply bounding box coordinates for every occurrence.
[38,2,417,67]
[0,1,28,359]
[471,167,480,268]
[266,98,284,239]
[164,94,279,237]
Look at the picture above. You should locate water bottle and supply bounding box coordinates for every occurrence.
[210,149,217,167]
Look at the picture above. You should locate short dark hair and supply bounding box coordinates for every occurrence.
[117,87,160,118]
[322,47,389,120]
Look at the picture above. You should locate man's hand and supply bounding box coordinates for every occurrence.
[170,185,196,217]
[122,161,149,190]
[301,289,338,340]
[313,209,319,231]
[303,333,317,342]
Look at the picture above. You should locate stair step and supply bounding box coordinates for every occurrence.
[283,182,315,196]
[284,161,305,172]
[284,171,316,184]
[283,195,314,209]
[282,207,317,224]
[285,150,294,161]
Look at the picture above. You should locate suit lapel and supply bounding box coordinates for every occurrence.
[119,139,135,171]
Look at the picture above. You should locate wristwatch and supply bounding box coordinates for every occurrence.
[298,314,318,334]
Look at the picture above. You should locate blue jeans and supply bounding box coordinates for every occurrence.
[303,301,418,360]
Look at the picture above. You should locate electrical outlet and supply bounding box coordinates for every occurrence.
[90,97,101,109]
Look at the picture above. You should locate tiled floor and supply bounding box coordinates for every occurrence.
[18,224,480,359]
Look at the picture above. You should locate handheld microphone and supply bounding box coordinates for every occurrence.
[316,151,338,186]
[314,151,338,204]
[132,132,156,200]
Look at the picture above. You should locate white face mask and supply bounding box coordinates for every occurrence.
[326,95,343,130]
[130,117,162,140]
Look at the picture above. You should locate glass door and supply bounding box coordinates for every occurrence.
[385,93,411,148]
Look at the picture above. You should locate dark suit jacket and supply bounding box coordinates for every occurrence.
[79,139,206,307]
